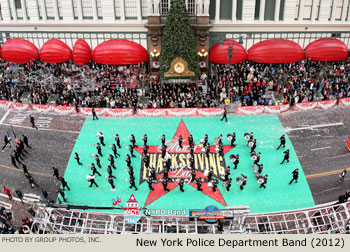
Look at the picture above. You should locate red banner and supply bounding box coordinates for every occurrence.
[236,106,265,115]
[339,97,350,106]
[31,104,53,113]
[346,137,350,151]
[0,100,13,109]
[316,100,337,109]
[51,105,77,115]
[11,102,30,111]
[263,104,290,114]
[293,102,318,111]
[197,108,225,117]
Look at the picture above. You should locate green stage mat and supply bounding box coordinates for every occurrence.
[60,115,315,216]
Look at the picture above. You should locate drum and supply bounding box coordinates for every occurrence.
[248,140,254,147]
[204,170,209,176]
[91,154,96,158]
[244,133,250,140]
[257,177,264,184]
[200,139,204,144]
[227,134,233,141]
[220,170,225,176]
[229,154,236,163]
[208,182,213,188]
[201,147,205,153]
[214,137,219,145]
[236,177,243,185]
[251,154,257,161]
[215,147,219,153]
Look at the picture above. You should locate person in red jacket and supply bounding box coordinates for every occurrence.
[3,186,12,200]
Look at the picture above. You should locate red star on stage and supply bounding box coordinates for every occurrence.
[134,120,235,207]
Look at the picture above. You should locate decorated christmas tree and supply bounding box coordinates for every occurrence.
[159,0,200,78]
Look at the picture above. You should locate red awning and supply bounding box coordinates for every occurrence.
[92,39,148,65]
[40,39,72,63]
[0,38,39,63]
[305,38,349,62]
[209,39,247,64]
[248,39,304,63]
[73,39,91,65]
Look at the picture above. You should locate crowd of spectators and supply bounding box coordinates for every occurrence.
[1,57,350,109]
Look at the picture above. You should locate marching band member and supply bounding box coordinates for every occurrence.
[94,155,102,168]
[147,177,154,191]
[190,169,196,182]
[226,178,232,192]
[219,143,224,157]
[108,154,116,169]
[87,174,98,188]
[204,134,208,147]
[115,134,121,149]
[257,163,263,174]
[230,132,237,147]
[220,108,228,122]
[188,135,194,148]
[150,167,156,180]
[277,134,286,150]
[196,179,203,191]
[250,139,257,153]
[111,144,120,158]
[96,143,103,156]
[205,145,210,159]
[259,174,268,189]
[211,180,218,192]
[142,134,148,147]
[160,134,166,146]
[128,145,136,158]
[233,154,239,169]
[162,179,170,191]
[280,149,290,164]
[91,163,101,176]
[130,134,136,147]
[142,145,148,155]
[254,152,261,166]
[74,152,82,165]
[97,131,105,146]
[107,165,116,179]
[207,167,214,181]
[179,179,185,192]
[249,132,254,141]
[108,176,115,189]
[129,176,138,190]
[240,174,247,190]
[218,134,223,145]
[190,145,195,158]
[178,135,183,149]
[289,168,299,185]
[223,166,231,182]
[125,154,132,168]
[142,154,150,168]
[161,145,167,159]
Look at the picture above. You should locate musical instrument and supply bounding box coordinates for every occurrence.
[86,174,95,181]
[248,140,254,147]
[200,139,204,144]
[257,176,264,184]
[220,170,225,176]
[201,147,205,153]
[229,154,236,163]
[227,134,233,141]
[214,137,219,146]
[251,152,257,161]
[215,147,219,153]
[96,131,103,138]
[208,182,213,188]
[91,154,96,159]
[204,170,209,176]
[236,177,243,185]
[244,133,251,140]
[222,181,227,188]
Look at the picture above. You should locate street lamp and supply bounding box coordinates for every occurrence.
[219,36,244,88]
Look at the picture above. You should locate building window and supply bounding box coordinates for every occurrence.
[346,0,350,20]
[45,0,55,20]
[72,0,79,19]
[209,0,216,20]
[82,0,93,19]
[255,0,261,20]
[315,0,321,20]
[114,0,121,19]
[125,0,137,19]
[160,0,169,16]
[334,0,345,20]
[188,0,197,16]
[141,0,148,18]
[15,0,23,20]
[303,0,313,20]
[37,0,43,19]
[264,0,276,21]
[57,0,63,20]
[96,0,102,19]
[219,0,232,20]
[279,0,285,20]
[236,0,243,20]
[295,0,300,20]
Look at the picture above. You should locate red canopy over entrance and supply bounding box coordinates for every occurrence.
[248,39,304,63]
[0,38,38,63]
[92,39,148,65]
[305,38,349,62]
[73,39,91,65]
[39,39,72,63]
[209,39,247,64]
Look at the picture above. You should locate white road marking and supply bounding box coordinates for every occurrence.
[329,153,350,159]
[1,123,79,134]
[313,187,342,195]
[311,146,332,152]
[285,122,344,132]
[0,109,12,125]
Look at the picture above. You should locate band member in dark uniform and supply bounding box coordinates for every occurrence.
[220,108,228,122]
[250,139,257,153]
[240,175,247,190]
[162,179,170,191]
[161,145,166,159]
[142,134,148,146]
[91,163,101,176]
[130,134,136,147]
[218,134,223,145]
[204,134,208,147]
[115,134,121,149]
[87,175,98,187]
[277,134,286,150]
[163,168,169,180]
[107,165,116,179]
[59,176,70,191]
[147,177,154,191]
[178,135,183,149]
[125,154,131,168]
[190,145,195,158]
[233,154,239,169]
[196,179,202,191]
[160,134,166,146]
[249,132,254,141]
[230,133,237,147]
[108,154,116,169]
[128,168,135,180]
[207,168,214,181]
[92,108,98,120]
[96,143,103,156]
[188,135,194,148]
[280,149,290,164]
[52,166,59,179]
[224,166,231,182]
[205,145,210,159]
[129,177,138,190]
[191,169,196,182]
[95,155,102,168]
[30,115,38,129]
[259,174,268,189]
[289,168,299,184]
[226,178,232,192]
[179,179,185,192]
[150,167,156,180]
[142,145,148,155]
[111,144,120,158]
[108,176,115,189]
[128,145,136,158]
[98,132,105,146]
[211,180,218,192]
[74,152,82,165]
[219,143,224,157]
[254,152,261,166]
[189,156,195,169]
[257,163,264,174]
[142,154,150,168]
